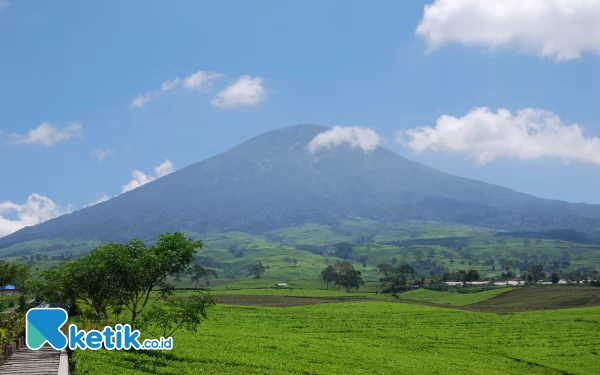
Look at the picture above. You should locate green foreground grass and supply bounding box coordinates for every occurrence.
[71,300,600,375]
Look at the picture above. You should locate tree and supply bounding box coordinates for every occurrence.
[320,265,337,289]
[465,269,480,282]
[139,292,215,374]
[526,273,534,284]
[335,262,364,291]
[391,257,397,265]
[320,262,364,291]
[0,262,30,294]
[188,264,218,288]
[69,252,120,323]
[378,263,415,293]
[248,262,266,279]
[292,258,298,267]
[551,271,560,285]
[33,263,81,316]
[527,264,545,282]
[102,233,201,327]
[333,242,353,259]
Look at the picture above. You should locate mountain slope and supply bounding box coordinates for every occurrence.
[2,124,600,247]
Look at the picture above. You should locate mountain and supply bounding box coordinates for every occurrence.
[2,124,600,248]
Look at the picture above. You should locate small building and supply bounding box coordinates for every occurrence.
[466,281,489,286]
[443,281,463,286]
[275,283,288,288]
[0,284,19,295]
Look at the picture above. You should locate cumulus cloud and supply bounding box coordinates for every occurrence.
[211,75,266,109]
[91,148,114,161]
[182,71,223,91]
[130,92,152,110]
[415,0,600,61]
[397,107,600,166]
[7,122,82,146]
[130,71,224,110]
[0,194,71,238]
[307,126,384,154]
[85,193,110,207]
[121,160,174,193]
[160,77,180,92]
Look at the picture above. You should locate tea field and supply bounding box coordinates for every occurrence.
[71,298,600,374]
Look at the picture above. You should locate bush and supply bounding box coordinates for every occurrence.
[0,312,25,344]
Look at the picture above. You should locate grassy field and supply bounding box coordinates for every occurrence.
[466,286,600,313]
[70,296,600,374]
[397,287,515,306]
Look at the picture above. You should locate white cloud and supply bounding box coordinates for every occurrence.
[160,77,180,92]
[397,107,600,166]
[0,194,71,238]
[211,75,266,109]
[7,122,82,146]
[130,92,152,109]
[307,126,384,154]
[85,193,110,207]
[154,159,174,177]
[91,148,114,161]
[121,160,174,193]
[183,71,223,91]
[415,0,600,61]
[130,71,224,110]
[0,1,9,11]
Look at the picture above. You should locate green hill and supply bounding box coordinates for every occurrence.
[4,220,599,283]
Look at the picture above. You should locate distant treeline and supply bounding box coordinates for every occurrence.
[494,229,600,246]
[379,237,471,249]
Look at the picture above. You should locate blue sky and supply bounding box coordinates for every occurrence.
[1,0,599,237]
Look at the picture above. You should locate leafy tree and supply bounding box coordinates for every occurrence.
[248,262,266,279]
[69,252,120,323]
[333,242,353,259]
[391,257,397,265]
[0,262,30,294]
[139,292,215,374]
[102,233,201,327]
[33,264,81,316]
[465,269,480,282]
[551,271,560,285]
[378,263,415,293]
[526,273,534,284]
[320,262,364,291]
[334,262,364,291]
[527,264,545,281]
[187,264,218,287]
[320,265,337,289]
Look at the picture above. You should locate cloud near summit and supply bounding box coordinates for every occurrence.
[308,126,384,153]
[121,160,175,193]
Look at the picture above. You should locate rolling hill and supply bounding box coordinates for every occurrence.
[2,123,600,249]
